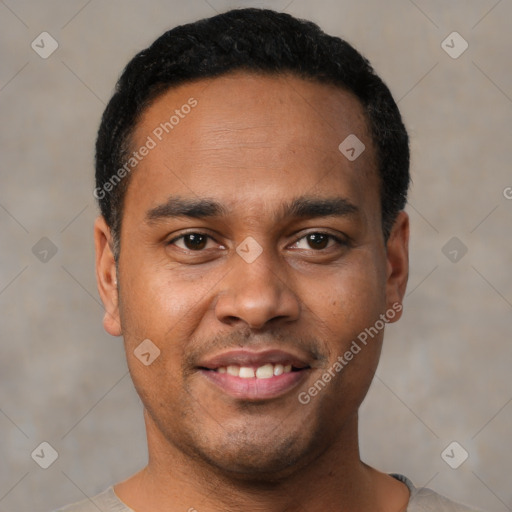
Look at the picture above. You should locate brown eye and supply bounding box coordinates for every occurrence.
[306,233,329,250]
[289,232,346,252]
[183,233,207,250]
[171,233,209,250]
[168,232,226,256]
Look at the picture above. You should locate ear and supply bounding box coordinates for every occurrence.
[384,210,409,322]
[94,216,122,336]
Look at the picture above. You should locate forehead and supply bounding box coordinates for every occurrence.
[127,71,379,219]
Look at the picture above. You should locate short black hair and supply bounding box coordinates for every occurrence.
[95,8,409,257]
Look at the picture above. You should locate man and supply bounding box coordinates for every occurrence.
[56,8,478,512]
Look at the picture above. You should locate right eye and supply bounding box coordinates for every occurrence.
[168,232,217,251]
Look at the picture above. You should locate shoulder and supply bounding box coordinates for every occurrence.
[52,486,133,512]
[392,474,481,512]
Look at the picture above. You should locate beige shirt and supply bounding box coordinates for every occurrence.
[54,474,480,511]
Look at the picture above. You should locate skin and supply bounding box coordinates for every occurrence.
[95,71,410,512]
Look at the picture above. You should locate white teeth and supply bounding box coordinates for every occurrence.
[255,364,274,379]
[216,363,296,378]
[273,363,284,376]
[239,366,255,378]
[227,365,239,377]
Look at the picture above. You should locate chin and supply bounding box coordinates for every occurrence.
[183,420,325,482]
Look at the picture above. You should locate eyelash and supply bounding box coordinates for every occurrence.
[167,231,347,251]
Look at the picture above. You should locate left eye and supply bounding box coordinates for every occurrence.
[290,233,342,250]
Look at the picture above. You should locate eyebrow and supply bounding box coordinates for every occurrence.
[145,195,359,223]
[284,196,358,219]
[146,197,226,222]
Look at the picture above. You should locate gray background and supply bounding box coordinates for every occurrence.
[1,1,511,511]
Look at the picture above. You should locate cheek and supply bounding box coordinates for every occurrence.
[117,260,222,379]
[119,262,201,333]
[118,273,190,412]
[305,253,386,330]
[116,277,184,385]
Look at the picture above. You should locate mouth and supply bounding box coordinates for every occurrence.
[197,349,312,401]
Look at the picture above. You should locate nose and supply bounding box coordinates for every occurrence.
[214,246,301,330]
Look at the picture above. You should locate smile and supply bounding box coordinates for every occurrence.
[197,349,312,400]
[215,363,293,378]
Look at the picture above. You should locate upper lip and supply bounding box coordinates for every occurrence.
[197,349,312,370]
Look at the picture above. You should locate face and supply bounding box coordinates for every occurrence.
[95,72,409,479]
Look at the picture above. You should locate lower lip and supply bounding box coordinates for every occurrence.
[199,369,310,401]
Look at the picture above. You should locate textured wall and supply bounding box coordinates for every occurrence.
[1,1,511,511]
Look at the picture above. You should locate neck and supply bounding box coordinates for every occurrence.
[115,411,409,512]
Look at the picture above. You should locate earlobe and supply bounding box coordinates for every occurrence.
[94,216,122,336]
[385,211,409,322]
